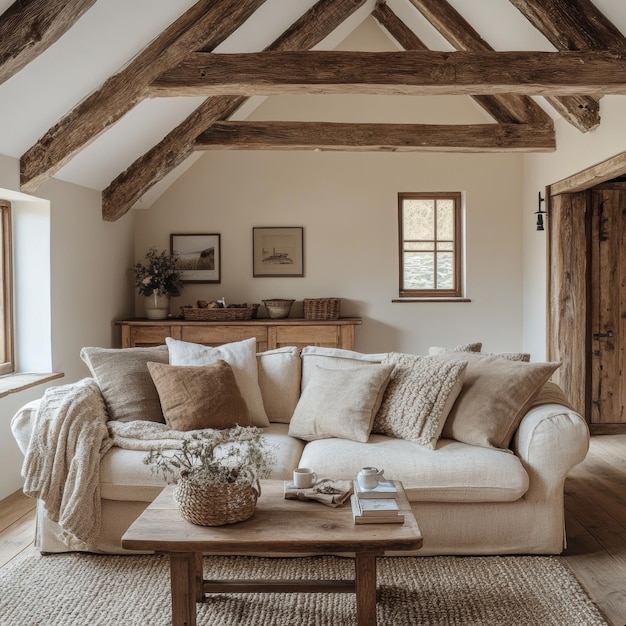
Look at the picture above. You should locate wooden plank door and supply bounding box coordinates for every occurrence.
[590,186,626,426]
[547,191,589,415]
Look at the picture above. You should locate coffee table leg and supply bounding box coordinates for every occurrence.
[169,552,198,626]
[355,553,377,626]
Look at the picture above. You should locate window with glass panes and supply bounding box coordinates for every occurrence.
[0,200,13,374]
[398,192,463,298]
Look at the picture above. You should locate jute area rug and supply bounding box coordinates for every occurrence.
[0,552,606,626]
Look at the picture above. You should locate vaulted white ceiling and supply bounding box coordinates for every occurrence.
[1,0,625,211]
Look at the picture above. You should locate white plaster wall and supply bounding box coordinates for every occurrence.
[0,156,135,500]
[136,148,525,356]
[522,96,626,360]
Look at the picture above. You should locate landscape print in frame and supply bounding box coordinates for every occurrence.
[170,233,221,284]
[253,227,304,277]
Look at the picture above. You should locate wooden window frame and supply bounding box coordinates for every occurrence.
[0,201,14,375]
[398,192,463,299]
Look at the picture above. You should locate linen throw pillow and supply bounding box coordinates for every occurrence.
[300,346,389,391]
[256,347,301,423]
[288,363,395,443]
[372,353,467,449]
[433,351,560,450]
[147,360,251,431]
[166,337,269,427]
[80,345,169,423]
[429,346,531,362]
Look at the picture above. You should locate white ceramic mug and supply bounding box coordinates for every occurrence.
[357,467,384,490]
[293,467,317,489]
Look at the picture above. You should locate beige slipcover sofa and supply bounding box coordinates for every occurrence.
[11,340,589,556]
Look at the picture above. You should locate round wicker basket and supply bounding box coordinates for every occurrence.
[173,478,260,526]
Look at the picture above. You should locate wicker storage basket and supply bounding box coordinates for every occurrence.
[303,298,341,320]
[180,304,258,321]
[173,478,260,526]
[262,299,295,319]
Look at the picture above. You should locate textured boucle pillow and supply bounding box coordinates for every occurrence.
[288,363,394,443]
[433,351,560,450]
[147,360,250,431]
[80,345,169,423]
[166,337,269,427]
[372,353,467,449]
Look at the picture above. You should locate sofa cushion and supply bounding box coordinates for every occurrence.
[300,346,388,391]
[166,337,269,427]
[257,347,301,423]
[373,353,467,449]
[147,360,251,431]
[298,434,529,503]
[430,345,531,362]
[100,423,303,501]
[80,345,169,423]
[288,363,394,443]
[432,351,560,450]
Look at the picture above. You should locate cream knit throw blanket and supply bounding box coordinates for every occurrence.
[22,378,112,550]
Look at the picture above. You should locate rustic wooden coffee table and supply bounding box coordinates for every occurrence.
[122,479,422,626]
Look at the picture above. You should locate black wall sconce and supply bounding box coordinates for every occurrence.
[535,192,547,231]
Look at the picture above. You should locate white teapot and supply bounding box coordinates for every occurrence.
[357,467,384,490]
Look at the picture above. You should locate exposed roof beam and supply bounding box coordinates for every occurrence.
[0,0,96,86]
[406,0,600,132]
[194,121,556,152]
[102,0,369,222]
[20,0,268,193]
[372,0,552,127]
[150,50,626,97]
[508,0,626,52]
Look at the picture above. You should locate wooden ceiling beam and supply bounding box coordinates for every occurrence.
[20,0,268,193]
[372,0,552,127]
[509,0,626,133]
[508,0,626,52]
[102,0,369,222]
[194,121,556,152]
[406,0,600,132]
[150,50,626,97]
[0,0,96,86]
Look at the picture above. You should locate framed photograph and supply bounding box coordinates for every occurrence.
[170,233,221,284]
[253,227,304,277]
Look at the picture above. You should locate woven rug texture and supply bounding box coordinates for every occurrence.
[0,552,606,626]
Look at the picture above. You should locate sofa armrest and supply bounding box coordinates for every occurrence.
[10,398,42,455]
[512,403,589,498]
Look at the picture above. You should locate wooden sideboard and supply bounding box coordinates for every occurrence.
[116,318,362,351]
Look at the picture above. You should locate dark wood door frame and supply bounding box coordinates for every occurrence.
[547,150,626,433]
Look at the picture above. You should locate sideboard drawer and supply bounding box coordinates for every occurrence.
[128,325,173,346]
[273,325,339,348]
[181,325,268,350]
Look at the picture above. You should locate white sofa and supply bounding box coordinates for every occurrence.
[11,341,589,556]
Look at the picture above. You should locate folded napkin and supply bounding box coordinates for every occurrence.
[283,478,353,507]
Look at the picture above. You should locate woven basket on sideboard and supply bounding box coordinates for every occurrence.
[180,304,259,321]
[303,298,341,320]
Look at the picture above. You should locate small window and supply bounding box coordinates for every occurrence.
[0,200,13,375]
[398,192,463,298]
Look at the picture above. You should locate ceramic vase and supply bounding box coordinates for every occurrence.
[144,292,170,320]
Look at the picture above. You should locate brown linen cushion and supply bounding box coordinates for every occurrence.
[434,351,560,450]
[288,363,394,443]
[80,345,169,423]
[372,353,467,449]
[146,360,251,431]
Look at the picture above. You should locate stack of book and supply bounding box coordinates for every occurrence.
[350,479,404,524]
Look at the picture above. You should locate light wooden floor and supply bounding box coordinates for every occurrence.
[1,435,625,625]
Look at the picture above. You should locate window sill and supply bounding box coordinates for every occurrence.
[0,372,64,399]
[392,298,472,303]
